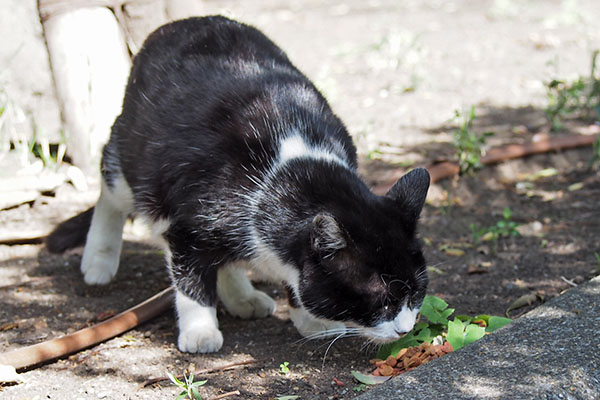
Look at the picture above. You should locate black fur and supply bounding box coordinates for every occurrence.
[49,16,430,332]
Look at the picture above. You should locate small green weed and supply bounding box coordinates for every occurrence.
[375,295,511,359]
[166,371,206,400]
[452,106,493,175]
[279,361,290,375]
[0,86,66,170]
[353,383,367,392]
[546,50,600,131]
[594,252,600,275]
[28,128,66,169]
[471,206,520,250]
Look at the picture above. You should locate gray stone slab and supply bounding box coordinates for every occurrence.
[358,276,600,400]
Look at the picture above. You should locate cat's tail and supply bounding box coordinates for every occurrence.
[45,207,94,253]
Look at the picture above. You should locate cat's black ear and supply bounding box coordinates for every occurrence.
[311,214,346,256]
[386,168,430,219]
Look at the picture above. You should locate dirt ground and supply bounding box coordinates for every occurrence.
[2,0,600,399]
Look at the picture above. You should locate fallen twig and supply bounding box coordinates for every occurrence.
[210,390,241,400]
[0,287,173,370]
[0,235,45,246]
[371,132,599,194]
[138,360,259,390]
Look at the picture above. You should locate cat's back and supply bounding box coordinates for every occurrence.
[110,16,356,219]
[127,16,295,97]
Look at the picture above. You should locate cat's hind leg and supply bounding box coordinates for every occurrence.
[80,176,131,285]
[217,262,276,319]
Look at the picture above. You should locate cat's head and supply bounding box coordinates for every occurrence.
[298,168,430,343]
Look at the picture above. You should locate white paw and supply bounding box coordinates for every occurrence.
[81,253,119,285]
[289,307,346,338]
[222,290,276,319]
[175,291,223,353]
[177,324,224,353]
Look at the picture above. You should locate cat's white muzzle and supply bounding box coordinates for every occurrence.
[361,304,420,343]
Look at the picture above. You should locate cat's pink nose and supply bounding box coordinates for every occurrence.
[394,328,409,336]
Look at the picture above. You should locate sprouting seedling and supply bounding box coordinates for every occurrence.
[471,206,520,251]
[353,383,367,392]
[546,50,600,131]
[279,361,290,375]
[166,370,207,400]
[452,106,493,175]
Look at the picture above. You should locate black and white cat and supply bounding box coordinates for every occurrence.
[47,16,430,353]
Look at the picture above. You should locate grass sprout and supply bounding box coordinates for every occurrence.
[452,106,493,175]
[166,370,206,400]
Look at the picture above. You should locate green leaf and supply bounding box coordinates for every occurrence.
[469,105,476,121]
[276,396,299,400]
[351,371,391,385]
[464,324,486,346]
[486,316,512,332]
[503,206,512,220]
[167,371,183,387]
[423,295,448,310]
[473,314,490,324]
[353,383,367,392]
[176,392,188,400]
[191,386,203,400]
[446,318,466,351]
[455,314,473,323]
[420,295,454,325]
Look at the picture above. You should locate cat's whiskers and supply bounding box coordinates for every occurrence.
[359,338,379,355]
[321,331,348,369]
[319,327,364,369]
[293,327,360,344]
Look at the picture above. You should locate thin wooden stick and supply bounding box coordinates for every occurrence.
[138,360,259,389]
[0,236,45,246]
[481,133,598,165]
[371,133,599,194]
[210,391,241,400]
[0,287,173,370]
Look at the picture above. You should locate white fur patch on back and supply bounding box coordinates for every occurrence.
[278,134,347,167]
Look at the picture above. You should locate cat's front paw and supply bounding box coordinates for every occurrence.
[178,325,224,353]
[222,289,276,319]
[289,306,346,338]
